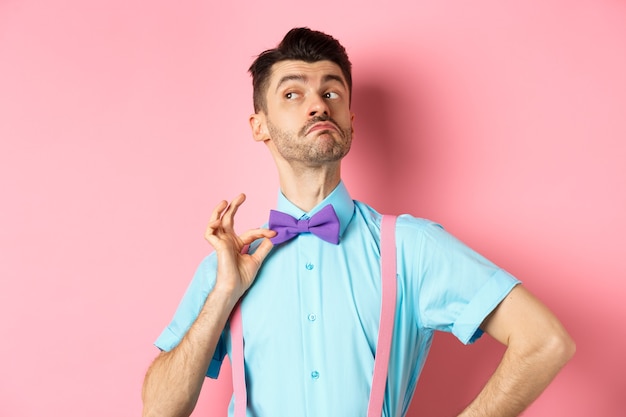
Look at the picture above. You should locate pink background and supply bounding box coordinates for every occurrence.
[1,1,624,416]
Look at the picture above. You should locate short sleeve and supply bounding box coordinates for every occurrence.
[396,216,520,345]
[153,253,229,378]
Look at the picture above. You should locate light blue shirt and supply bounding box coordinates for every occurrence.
[155,182,520,417]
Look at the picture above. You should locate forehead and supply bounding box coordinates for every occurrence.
[267,60,347,89]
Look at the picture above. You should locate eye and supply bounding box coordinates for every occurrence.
[285,91,300,100]
[324,91,340,99]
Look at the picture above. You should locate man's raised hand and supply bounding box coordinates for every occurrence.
[204,194,276,301]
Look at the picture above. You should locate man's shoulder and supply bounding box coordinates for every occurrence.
[352,200,445,243]
[396,214,444,232]
[353,200,442,230]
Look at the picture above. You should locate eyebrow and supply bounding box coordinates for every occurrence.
[275,73,347,92]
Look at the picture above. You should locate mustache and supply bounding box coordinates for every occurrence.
[300,115,342,136]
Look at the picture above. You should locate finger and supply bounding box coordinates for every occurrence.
[204,219,222,243]
[239,228,277,245]
[204,200,228,240]
[209,200,229,224]
[222,193,246,231]
[250,237,275,264]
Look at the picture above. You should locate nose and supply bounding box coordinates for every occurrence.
[308,94,330,118]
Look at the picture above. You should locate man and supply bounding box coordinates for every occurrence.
[142,27,575,417]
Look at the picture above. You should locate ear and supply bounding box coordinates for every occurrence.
[249,112,269,142]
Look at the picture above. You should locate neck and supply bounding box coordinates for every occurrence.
[277,162,341,212]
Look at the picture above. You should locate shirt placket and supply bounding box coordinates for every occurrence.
[297,229,325,417]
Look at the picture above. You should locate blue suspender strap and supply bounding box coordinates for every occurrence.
[230,215,398,417]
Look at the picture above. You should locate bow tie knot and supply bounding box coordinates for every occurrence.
[296,219,311,233]
[269,204,340,245]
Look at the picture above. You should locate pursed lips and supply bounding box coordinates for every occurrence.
[307,122,339,135]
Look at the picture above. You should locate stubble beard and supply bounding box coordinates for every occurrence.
[266,116,352,165]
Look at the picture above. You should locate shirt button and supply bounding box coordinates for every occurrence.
[311,371,320,380]
[305,263,314,270]
[307,313,317,321]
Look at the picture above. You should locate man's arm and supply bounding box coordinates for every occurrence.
[458,285,575,417]
[142,287,240,417]
[141,194,275,417]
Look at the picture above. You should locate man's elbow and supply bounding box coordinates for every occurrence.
[542,326,576,369]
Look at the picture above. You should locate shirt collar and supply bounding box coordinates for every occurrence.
[275,181,355,239]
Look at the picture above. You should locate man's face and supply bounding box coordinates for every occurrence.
[256,60,354,167]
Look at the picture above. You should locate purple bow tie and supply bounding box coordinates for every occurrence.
[269,204,340,245]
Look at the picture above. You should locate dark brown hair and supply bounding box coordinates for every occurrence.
[248,27,352,113]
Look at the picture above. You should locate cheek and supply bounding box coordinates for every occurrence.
[334,108,353,127]
[276,112,304,131]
